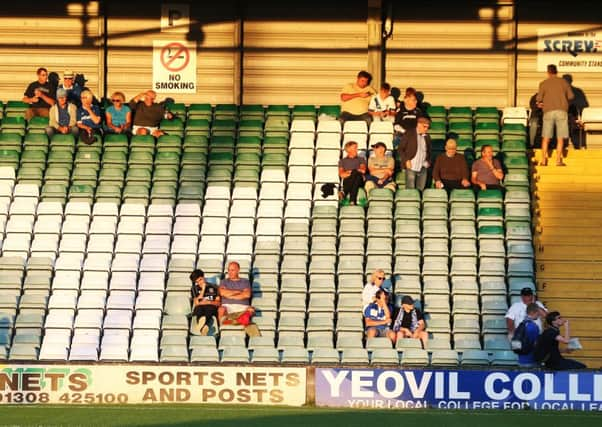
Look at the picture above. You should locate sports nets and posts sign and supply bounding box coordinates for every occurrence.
[0,365,306,405]
[537,29,602,72]
[153,40,197,93]
[315,368,602,411]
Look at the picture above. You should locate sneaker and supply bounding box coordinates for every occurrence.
[357,198,368,208]
[339,197,350,207]
[556,161,567,167]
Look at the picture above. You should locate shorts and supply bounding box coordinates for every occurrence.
[133,125,158,134]
[542,110,568,139]
[366,326,392,337]
[222,303,250,314]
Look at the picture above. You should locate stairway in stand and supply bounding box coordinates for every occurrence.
[532,147,602,368]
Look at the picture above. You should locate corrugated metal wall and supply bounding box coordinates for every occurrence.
[0,1,103,101]
[242,1,369,105]
[106,2,239,105]
[516,2,602,109]
[386,2,516,108]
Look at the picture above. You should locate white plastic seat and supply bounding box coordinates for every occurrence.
[103,309,133,329]
[172,217,201,235]
[111,253,140,272]
[287,166,313,184]
[288,148,314,167]
[259,182,286,200]
[116,217,145,235]
[106,291,135,310]
[289,132,315,149]
[86,234,115,254]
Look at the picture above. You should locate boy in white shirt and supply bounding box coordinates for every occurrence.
[369,83,396,122]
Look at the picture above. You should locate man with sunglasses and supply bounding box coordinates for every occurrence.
[362,269,387,309]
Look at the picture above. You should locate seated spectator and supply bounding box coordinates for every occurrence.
[218,261,260,337]
[189,269,220,336]
[76,90,102,144]
[23,67,55,120]
[364,290,396,342]
[398,116,432,191]
[129,90,173,137]
[57,70,82,107]
[365,142,396,194]
[535,311,586,370]
[339,70,376,125]
[432,138,471,191]
[46,88,78,139]
[471,144,504,191]
[514,303,542,368]
[368,82,395,122]
[105,91,132,135]
[505,287,548,338]
[362,269,387,309]
[528,92,542,148]
[393,295,427,347]
[394,87,424,136]
[338,141,367,206]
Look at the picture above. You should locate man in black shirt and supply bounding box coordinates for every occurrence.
[23,67,56,120]
[393,295,428,347]
[536,311,586,370]
[190,269,220,336]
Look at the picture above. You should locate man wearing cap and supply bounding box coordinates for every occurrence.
[393,295,428,346]
[398,116,432,191]
[338,141,367,206]
[46,88,78,139]
[363,289,396,343]
[23,67,55,120]
[189,269,221,336]
[505,287,548,337]
[432,138,471,192]
[365,142,396,194]
[57,70,82,107]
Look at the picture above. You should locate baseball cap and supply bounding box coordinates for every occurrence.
[520,287,534,296]
[401,295,414,305]
[63,70,74,79]
[371,142,387,150]
[56,88,67,98]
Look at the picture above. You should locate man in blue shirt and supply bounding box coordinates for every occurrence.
[363,290,395,343]
[516,303,542,368]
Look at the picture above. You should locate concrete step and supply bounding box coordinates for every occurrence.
[561,319,602,337]
[536,298,602,318]
[536,279,602,298]
[533,244,602,262]
[535,261,602,280]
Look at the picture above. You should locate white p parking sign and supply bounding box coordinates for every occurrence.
[153,40,197,93]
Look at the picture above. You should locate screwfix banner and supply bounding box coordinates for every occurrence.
[537,29,602,72]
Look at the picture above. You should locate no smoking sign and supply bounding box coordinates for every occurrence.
[153,40,197,93]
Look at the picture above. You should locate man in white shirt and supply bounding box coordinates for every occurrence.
[368,83,396,122]
[505,287,548,337]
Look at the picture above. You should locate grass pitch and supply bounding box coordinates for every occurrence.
[0,405,600,427]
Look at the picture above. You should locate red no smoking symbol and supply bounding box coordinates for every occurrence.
[160,42,190,72]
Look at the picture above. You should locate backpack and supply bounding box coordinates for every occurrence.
[511,319,537,355]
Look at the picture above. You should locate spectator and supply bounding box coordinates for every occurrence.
[528,93,542,148]
[471,144,504,191]
[368,82,396,122]
[514,303,542,368]
[363,290,396,343]
[535,311,586,370]
[129,90,173,137]
[105,91,132,135]
[46,88,79,140]
[218,261,260,336]
[432,138,471,191]
[394,87,424,136]
[338,141,367,206]
[57,70,82,107]
[505,287,548,337]
[76,90,102,144]
[339,70,376,125]
[562,74,589,150]
[189,269,220,336]
[362,269,387,309]
[23,67,55,120]
[365,142,396,194]
[398,116,432,191]
[536,64,574,166]
[393,295,427,347]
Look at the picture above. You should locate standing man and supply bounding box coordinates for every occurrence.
[398,116,432,191]
[339,70,376,125]
[536,64,574,166]
[218,261,260,336]
[23,67,55,120]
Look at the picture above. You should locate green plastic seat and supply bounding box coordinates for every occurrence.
[477,189,503,203]
[262,153,287,167]
[41,183,68,199]
[47,149,73,165]
[214,104,238,118]
[130,134,155,149]
[266,105,290,117]
[447,106,472,119]
[69,184,95,198]
[474,139,500,153]
[126,168,152,183]
[478,225,504,237]
[99,167,125,185]
[265,117,289,132]
[44,166,71,183]
[160,117,184,135]
[178,183,205,200]
[429,121,446,134]
[24,133,49,147]
[474,121,500,135]
[236,136,262,153]
[317,105,340,119]
[235,152,260,166]
[208,151,234,165]
[263,136,288,150]
[502,123,526,135]
[27,116,49,129]
[292,105,317,118]
[155,151,180,166]
[128,151,153,165]
[102,151,127,166]
[0,149,20,166]
[0,132,23,149]
[238,119,264,135]
[474,107,499,119]
[188,103,212,118]
[206,168,232,183]
[502,140,526,152]
[20,149,46,165]
[179,166,205,182]
[185,118,210,137]
[240,104,265,118]
[50,133,76,150]
[448,121,472,135]
[233,168,259,183]
[166,102,186,116]
[17,166,43,182]
[182,134,208,150]
[180,151,206,166]
[209,135,235,150]
[104,133,129,147]
[75,150,100,165]
[504,154,528,170]
[2,116,26,129]
[153,167,179,183]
